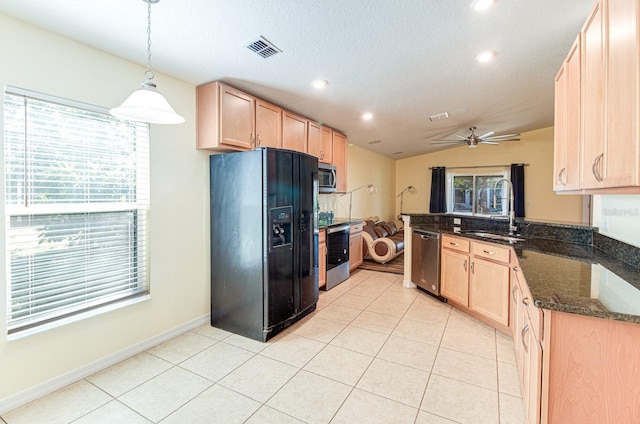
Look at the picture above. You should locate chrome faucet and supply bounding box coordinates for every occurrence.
[493,178,517,235]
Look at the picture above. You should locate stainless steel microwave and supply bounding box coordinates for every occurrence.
[318,163,337,193]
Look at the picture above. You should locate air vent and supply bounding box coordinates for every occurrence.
[429,112,449,122]
[245,36,282,59]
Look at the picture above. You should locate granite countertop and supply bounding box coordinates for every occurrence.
[411,222,640,324]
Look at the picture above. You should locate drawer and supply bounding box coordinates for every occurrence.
[472,241,511,264]
[350,222,363,234]
[442,234,470,253]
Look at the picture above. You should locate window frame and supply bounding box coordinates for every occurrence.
[446,169,510,217]
[3,86,150,338]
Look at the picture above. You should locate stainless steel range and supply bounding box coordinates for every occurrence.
[325,222,350,290]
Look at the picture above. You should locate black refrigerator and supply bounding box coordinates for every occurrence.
[209,148,319,342]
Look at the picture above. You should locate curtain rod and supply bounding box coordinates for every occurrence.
[429,163,529,170]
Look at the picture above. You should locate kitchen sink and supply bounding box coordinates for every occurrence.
[463,232,525,243]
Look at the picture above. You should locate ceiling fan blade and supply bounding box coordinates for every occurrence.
[478,131,495,139]
[479,141,499,145]
[430,141,466,144]
[488,138,521,142]
[455,135,469,140]
[482,133,521,140]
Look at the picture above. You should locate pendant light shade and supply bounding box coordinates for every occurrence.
[110,0,184,124]
[111,79,184,124]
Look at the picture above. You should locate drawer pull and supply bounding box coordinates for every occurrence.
[522,297,530,307]
[558,167,566,186]
[450,242,460,246]
[512,285,518,303]
[483,250,495,255]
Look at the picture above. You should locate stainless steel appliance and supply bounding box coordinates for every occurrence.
[318,163,337,193]
[209,148,318,342]
[325,222,350,290]
[411,229,442,297]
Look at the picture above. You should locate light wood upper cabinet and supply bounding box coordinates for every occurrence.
[255,99,282,148]
[197,82,256,150]
[332,131,348,193]
[580,1,605,189]
[307,121,322,159]
[282,111,308,153]
[554,34,581,191]
[557,0,640,193]
[320,126,333,164]
[308,122,333,164]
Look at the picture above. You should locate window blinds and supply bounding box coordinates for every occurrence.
[4,87,150,334]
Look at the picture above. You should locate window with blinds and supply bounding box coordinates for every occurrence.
[4,86,150,335]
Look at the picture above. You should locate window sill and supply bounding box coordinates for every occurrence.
[7,294,151,341]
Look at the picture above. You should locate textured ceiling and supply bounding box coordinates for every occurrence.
[0,0,594,158]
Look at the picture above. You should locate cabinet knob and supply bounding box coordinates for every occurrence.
[463,259,467,272]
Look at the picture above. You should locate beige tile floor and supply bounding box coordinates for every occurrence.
[1,270,525,424]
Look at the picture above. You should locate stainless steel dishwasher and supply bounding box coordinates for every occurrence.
[411,229,442,297]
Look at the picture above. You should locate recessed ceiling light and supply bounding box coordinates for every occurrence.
[362,112,373,121]
[471,0,494,11]
[311,79,328,89]
[476,50,495,63]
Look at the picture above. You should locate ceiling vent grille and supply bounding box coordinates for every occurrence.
[245,36,282,59]
[429,112,450,122]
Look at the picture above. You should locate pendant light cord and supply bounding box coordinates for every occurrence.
[145,0,154,81]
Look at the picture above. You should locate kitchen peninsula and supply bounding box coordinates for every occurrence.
[404,213,640,424]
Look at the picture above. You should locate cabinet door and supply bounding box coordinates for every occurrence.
[320,126,333,164]
[282,111,308,153]
[469,258,510,327]
[219,84,256,150]
[349,224,363,271]
[525,323,543,424]
[255,99,282,148]
[307,121,322,159]
[581,1,605,189]
[318,230,327,289]
[441,249,469,306]
[554,35,582,191]
[332,131,348,193]
[604,0,640,187]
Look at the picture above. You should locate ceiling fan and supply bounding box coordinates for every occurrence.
[430,126,521,148]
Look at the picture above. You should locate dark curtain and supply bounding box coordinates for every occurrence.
[429,167,447,213]
[511,164,525,218]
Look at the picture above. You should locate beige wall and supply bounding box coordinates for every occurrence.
[395,126,585,223]
[321,144,396,222]
[0,14,210,404]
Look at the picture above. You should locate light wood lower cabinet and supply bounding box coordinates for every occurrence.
[441,235,510,330]
[349,222,363,271]
[469,241,511,327]
[318,229,326,289]
[512,267,542,424]
[441,248,470,306]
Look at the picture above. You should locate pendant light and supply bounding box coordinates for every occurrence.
[110,0,184,124]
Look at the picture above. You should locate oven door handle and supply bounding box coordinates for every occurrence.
[327,223,350,234]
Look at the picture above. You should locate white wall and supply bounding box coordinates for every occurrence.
[0,14,210,405]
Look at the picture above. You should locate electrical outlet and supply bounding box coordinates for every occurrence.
[454,218,461,225]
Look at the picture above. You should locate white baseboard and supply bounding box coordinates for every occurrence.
[0,314,210,415]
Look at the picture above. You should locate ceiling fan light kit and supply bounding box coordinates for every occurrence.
[430,126,520,148]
